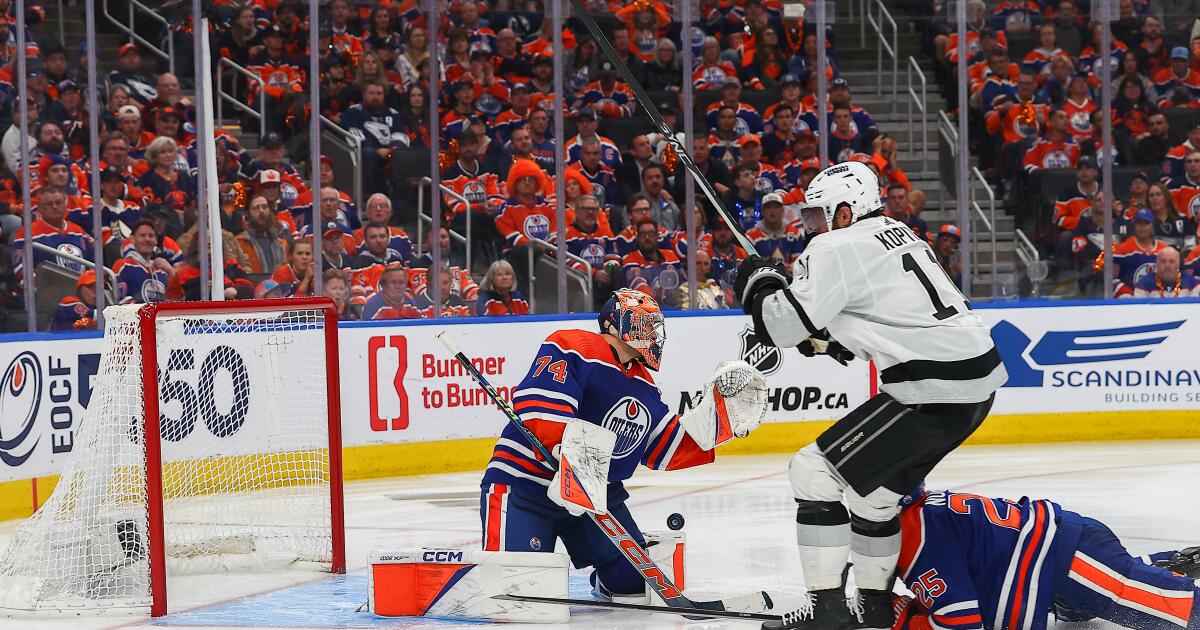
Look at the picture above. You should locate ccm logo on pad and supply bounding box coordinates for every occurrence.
[422,551,464,562]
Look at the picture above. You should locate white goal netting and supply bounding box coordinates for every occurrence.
[0,302,338,615]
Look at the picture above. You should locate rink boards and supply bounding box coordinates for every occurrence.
[1,298,1199,520]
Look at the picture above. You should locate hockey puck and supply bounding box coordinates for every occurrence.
[666,513,685,530]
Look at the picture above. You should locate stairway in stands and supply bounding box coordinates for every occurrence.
[832,1,1019,298]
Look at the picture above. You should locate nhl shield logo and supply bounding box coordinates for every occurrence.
[740,326,781,375]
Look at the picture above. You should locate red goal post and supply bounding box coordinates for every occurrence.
[0,298,345,618]
[139,298,346,617]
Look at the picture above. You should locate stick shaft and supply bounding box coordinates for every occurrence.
[438,332,693,609]
[493,594,780,621]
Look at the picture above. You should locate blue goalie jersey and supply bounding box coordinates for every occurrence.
[481,329,714,503]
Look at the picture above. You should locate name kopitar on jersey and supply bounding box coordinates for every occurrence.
[875,225,921,251]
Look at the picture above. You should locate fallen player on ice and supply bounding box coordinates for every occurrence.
[888,486,1200,630]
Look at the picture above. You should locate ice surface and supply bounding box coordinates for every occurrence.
[2,440,1197,630]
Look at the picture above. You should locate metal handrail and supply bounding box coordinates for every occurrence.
[524,239,592,314]
[528,235,593,305]
[215,58,267,138]
[31,242,119,285]
[938,109,957,141]
[1014,228,1040,265]
[417,176,475,274]
[906,56,929,172]
[969,166,998,293]
[101,0,174,75]
[319,115,362,208]
[865,0,898,98]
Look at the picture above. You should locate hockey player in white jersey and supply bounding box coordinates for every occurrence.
[732,161,1008,630]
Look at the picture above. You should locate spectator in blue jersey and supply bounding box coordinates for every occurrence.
[747,192,805,266]
[893,487,1200,630]
[704,77,763,135]
[318,222,356,272]
[113,220,172,304]
[50,269,103,331]
[526,108,558,175]
[12,187,94,284]
[722,164,766,231]
[1133,246,1200,297]
[476,259,530,316]
[354,222,410,268]
[341,82,410,199]
[827,105,868,164]
[621,218,683,308]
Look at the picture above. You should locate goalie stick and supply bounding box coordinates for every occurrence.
[435,330,774,621]
[566,0,759,254]
[493,593,780,621]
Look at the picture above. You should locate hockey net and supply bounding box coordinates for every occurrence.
[0,299,345,616]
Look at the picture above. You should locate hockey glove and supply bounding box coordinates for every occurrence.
[734,255,788,314]
[797,329,856,365]
[891,596,934,630]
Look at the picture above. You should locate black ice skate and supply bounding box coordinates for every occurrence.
[848,588,894,630]
[1155,546,1200,578]
[762,588,853,630]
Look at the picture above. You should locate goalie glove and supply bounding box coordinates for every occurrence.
[678,360,769,450]
[798,329,856,366]
[547,420,617,517]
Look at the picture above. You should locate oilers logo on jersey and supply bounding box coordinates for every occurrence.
[523,214,551,242]
[603,397,652,457]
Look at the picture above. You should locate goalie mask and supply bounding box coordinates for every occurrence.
[597,289,666,371]
[798,161,883,236]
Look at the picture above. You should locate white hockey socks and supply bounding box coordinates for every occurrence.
[795,500,851,591]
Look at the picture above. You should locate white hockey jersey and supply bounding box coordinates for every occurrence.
[756,215,1007,404]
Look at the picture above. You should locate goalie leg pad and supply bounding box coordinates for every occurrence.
[368,549,569,622]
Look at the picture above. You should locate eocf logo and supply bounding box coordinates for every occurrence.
[368,336,409,431]
[0,351,42,466]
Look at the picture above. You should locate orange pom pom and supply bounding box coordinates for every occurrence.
[663,143,678,176]
[73,317,95,331]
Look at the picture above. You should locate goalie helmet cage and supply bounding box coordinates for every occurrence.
[0,298,345,618]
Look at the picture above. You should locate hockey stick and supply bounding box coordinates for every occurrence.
[567,0,759,254]
[493,593,780,621]
[435,330,773,621]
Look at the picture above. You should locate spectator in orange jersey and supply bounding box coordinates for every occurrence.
[272,238,316,297]
[1168,151,1200,221]
[1023,109,1080,173]
[1054,156,1102,231]
[360,264,424,320]
[475,259,530,316]
[985,68,1048,181]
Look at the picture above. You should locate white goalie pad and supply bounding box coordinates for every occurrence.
[368,549,569,622]
[547,420,616,516]
[679,360,769,450]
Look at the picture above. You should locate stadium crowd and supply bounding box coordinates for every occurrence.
[3,0,1198,331]
[905,0,1200,297]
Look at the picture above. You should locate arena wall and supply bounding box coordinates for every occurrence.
[1,299,1197,521]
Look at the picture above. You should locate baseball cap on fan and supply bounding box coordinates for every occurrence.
[763,191,785,207]
[258,169,282,185]
[117,105,141,120]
